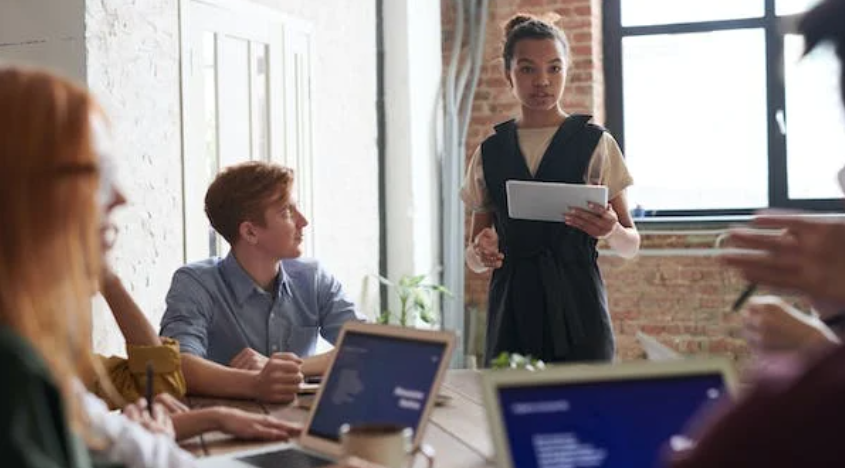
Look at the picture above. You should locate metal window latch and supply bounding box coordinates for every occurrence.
[775,109,787,135]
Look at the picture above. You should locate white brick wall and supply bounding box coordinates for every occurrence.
[85,0,184,356]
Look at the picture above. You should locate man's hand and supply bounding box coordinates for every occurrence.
[251,353,303,403]
[564,202,619,239]
[722,214,845,303]
[741,296,839,353]
[123,398,175,439]
[230,347,270,371]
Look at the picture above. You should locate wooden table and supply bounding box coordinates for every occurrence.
[182,370,496,468]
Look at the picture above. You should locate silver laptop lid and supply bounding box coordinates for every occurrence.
[299,322,455,457]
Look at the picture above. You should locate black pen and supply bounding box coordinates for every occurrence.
[145,361,154,416]
[731,283,758,312]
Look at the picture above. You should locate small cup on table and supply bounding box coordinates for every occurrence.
[339,423,434,468]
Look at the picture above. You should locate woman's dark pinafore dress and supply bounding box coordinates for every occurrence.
[480,115,615,365]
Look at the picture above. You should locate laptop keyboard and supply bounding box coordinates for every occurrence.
[239,448,333,468]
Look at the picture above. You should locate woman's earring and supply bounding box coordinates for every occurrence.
[103,223,119,250]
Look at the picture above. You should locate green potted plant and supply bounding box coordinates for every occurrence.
[490,352,546,371]
[375,274,451,327]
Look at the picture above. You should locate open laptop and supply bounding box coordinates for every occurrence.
[199,322,455,467]
[481,359,737,468]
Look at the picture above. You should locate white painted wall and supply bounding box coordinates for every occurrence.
[383,0,443,285]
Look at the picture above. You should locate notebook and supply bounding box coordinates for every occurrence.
[198,322,455,467]
[506,180,608,222]
[637,331,684,361]
[481,359,737,468]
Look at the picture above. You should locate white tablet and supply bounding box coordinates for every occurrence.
[505,180,608,222]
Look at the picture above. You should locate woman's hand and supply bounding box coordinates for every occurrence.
[214,407,302,441]
[741,296,839,353]
[123,398,175,439]
[565,202,619,239]
[721,215,845,303]
[154,392,190,415]
[327,457,388,468]
[472,227,504,269]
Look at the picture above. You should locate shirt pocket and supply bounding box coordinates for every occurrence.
[286,325,320,357]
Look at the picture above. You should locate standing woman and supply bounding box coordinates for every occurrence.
[462,14,640,365]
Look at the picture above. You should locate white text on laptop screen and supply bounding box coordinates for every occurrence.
[307,332,446,442]
[498,374,727,468]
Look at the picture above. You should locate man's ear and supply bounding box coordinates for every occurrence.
[238,221,258,246]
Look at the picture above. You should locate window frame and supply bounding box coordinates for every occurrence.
[179,0,315,261]
[603,0,843,218]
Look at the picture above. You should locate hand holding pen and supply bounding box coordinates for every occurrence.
[720,214,845,303]
[122,400,175,439]
[146,360,154,416]
[731,284,757,313]
[121,361,176,439]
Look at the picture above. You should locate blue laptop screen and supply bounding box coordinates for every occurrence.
[307,331,446,442]
[497,373,727,468]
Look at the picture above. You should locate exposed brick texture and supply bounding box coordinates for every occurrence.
[443,0,777,364]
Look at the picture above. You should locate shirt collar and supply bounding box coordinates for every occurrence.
[221,252,291,304]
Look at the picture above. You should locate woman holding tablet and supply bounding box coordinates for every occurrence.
[461,13,640,365]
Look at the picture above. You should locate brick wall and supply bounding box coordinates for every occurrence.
[443,0,754,363]
[599,234,748,361]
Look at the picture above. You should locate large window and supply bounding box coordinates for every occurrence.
[604,0,845,217]
[181,0,314,260]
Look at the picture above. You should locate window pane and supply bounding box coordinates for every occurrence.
[776,0,823,16]
[203,32,219,257]
[784,35,845,200]
[621,0,762,27]
[250,42,269,162]
[216,35,251,169]
[622,29,769,212]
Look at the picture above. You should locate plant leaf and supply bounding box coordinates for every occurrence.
[407,274,427,287]
[419,310,435,324]
[490,352,546,371]
[422,284,453,296]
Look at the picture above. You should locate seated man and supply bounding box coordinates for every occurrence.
[160,161,365,402]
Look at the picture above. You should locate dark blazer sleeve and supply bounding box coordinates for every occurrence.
[0,334,91,468]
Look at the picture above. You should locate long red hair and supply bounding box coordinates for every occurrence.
[0,66,103,434]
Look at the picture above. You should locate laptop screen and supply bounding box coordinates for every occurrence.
[497,373,727,468]
[306,331,447,442]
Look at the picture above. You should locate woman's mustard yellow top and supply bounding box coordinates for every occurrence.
[88,337,187,409]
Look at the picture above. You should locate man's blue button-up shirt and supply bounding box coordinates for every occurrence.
[160,253,365,365]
